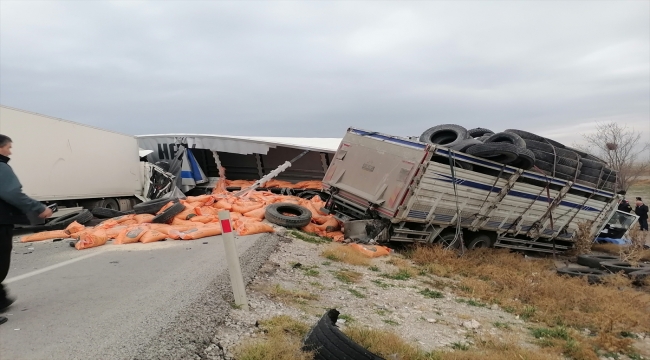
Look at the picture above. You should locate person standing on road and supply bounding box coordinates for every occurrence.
[0,134,53,325]
[635,197,649,231]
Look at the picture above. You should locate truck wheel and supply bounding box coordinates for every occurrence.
[466,234,492,249]
[484,132,526,149]
[265,203,312,228]
[152,202,186,224]
[468,128,494,138]
[576,254,619,269]
[91,207,131,219]
[466,143,520,164]
[134,197,179,215]
[46,209,93,230]
[435,232,462,250]
[419,124,469,148]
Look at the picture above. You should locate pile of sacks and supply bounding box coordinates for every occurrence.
[21,190,344,250]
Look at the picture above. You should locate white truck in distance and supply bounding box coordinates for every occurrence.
[322,128,634,253]
[0,105,169,220]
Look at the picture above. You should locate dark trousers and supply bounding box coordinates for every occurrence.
[640,218,649,231]
[0,225,13,301]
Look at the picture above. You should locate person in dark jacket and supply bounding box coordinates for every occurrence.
[635,197,649,231]
[0,134,53,325]
[618,198,633,213]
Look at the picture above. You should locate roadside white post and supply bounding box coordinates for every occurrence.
[218,210,249,310]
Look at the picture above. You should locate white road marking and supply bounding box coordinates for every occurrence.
[5,249,108,284]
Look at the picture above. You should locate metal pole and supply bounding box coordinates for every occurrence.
[218,210,249,310]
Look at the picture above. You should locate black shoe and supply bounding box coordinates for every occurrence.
[0,316,8,325]
[0,297,15,312]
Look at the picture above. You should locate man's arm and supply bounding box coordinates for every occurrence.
[0,163,46,215]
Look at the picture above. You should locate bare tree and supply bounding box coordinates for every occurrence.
[580,122,649,191]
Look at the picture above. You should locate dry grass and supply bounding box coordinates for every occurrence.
[344,327,562,360]
[333,269,363,283]
[265,284,319,304]
[408,246,650,355]
[570,221,594,256]
[321,244,372,266]
[233,315,312,360]
[592,241,650,262]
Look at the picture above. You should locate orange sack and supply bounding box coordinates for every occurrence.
[135,214,155,224]
[21,230,70,243]
[106,226,128,239]
[75,229,109,250]
[65,221,85,234]
[325,231,345,242]
[140,230,168,244]
[114,225,148,245]
[349,244,391,258]
[156,201,176,214]
[316,216,340,232]
[179,224,223,240]
[232,202,263,214]
[243,207,266,220]
[237,221,274,236]
[96,219,119,229]
[214,199,233,210]
[113,214,136,224]
[190,215,216,224]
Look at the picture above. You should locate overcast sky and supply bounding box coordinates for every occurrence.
[1,1,649,150]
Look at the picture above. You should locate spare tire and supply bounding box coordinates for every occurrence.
[46,209,94,230]
[134,197,180,215]
[484,132,526,148]
[468,127,494,138]
[509,148,535,170]
[576,254,619,269]
[465,143,520,164]
[556,267,608,284]
[91,207,131,219]
[600,261,650,275]
[419,124,469,148]
[524,140,579,159]
[152,202,186,224]
[265,203,312,228]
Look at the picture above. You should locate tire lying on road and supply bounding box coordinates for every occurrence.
[303,309,384,360]
[576,254,619,269]
[91,207,132,219]
[47,209,94,230]
[465,143,520,164]
[600,261,650,275]
[265,203,312,228]
[152,202,186,224]
[134,197,180,215]
[419,124,469,148]
[556,267,608,285]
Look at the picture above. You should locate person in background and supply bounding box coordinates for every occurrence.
[618,197,633,213]
[0,134,53,325]
[635,197,649,231]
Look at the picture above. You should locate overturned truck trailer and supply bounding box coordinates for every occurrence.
[322,128,625,254]
[136,134,342,195]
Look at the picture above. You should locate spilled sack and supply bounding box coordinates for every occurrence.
[75,229,109,250]
[21,230,70,243]
[349,244,391,258]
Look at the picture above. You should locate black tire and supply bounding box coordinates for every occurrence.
[484,132,526,148]
[600,261,650,275]
[556,267,607,284]
[419,124,469,148]
[580,158,605,171]
[465,143,520,164]
[577,173,600,185]
[46,210,93,230]
[477,134,491,143]
[265,203,312,228]
[534,160,580,176]
[601,170,617,182]
[509,148,535,170]
[468,127,494,138]
[601,181,616,192]
[524,140,579,159]
[91,207,131,219]
[580,166,605,178]
[504,129,545,142]
[576,254,619,269]
[134,197,179,215]
[541,137,565,149]
[303,309,383,360]
[152,202,186,224]
[434,231,462,250]
[466,234,493,249]
[529,150,581,168]
[629,269,650,286]
[450,138,482,152]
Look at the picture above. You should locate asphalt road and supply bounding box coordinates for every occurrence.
[0,232,277,360]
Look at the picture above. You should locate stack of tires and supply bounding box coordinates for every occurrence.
[418,125,616,191]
